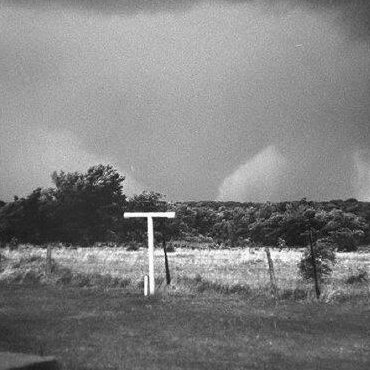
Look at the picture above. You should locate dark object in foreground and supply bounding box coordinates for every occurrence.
[308,228,321,299]
[0,352,59,370]
[264,247,278,298]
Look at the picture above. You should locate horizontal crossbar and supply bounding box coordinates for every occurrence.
[124,212,175,219]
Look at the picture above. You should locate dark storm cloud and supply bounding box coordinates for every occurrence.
[3,0,198,14]
[3,0,370,40]
[1,0,369,202]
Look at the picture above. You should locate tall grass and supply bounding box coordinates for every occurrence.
[1,244,369,301]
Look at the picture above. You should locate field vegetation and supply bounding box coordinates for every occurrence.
[0,245,369,369]
[1,244,369,302]
[1,284,369,370]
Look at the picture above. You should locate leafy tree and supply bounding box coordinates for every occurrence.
[123,191,168,243]
[51,164,126,244]
[248,201,367,251]
[191,206,218,237]
[0,188,56,244]
[125,191,167,213]
[171,203,197,238]
[248,211,285,246]
[298,237,336,282]
[0,199,24,243]
[212,207,252,247]
[318,209,367,251]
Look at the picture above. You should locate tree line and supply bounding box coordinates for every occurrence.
[0,164,369,251]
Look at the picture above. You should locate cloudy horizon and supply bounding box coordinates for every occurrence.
[1,0,369,202]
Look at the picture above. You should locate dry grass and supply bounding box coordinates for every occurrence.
[1,244,369,301]
[1,245,369,369]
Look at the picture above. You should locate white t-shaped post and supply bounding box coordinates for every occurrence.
[124,212,175,295]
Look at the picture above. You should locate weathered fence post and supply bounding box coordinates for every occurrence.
[46,244,52,276]
[308,228,320,299]
[160,220,171,285]
[163,238,171,285]
[265,246,278,298]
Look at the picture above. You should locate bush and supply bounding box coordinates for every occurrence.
[280,287,309,301]
[346,269,368,285]
[9,237,19,250]
[330,230,364,252]
[180,274,251,295]
[56,267,73,285]
[298,238,336,282]
[126,242,141,251]
[22,270,42,284]
[165,243,176,253]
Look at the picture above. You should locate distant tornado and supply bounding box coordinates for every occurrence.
[217,146,287,202]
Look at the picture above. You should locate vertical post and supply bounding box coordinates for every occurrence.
[124,212,175,296]
[147,216,155,295]
[309,228,320,299]
[46,244,52,276]
[161,220,171,285]
[144,275,149,296]
[163,239,171,285]
[265,247,278,298]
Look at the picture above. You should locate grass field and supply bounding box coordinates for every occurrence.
[0,245,369,369]
[1,245,369,300]
[1,285,369,369]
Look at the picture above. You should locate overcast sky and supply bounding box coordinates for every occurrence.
[1,0,369,202]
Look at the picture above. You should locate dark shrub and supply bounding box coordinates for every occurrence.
[22,270,41,284]
[280,288,309,301]
[126,242,140,251]
[346,270,368,285]
[56,267,73,285]
[9,237,19,250]
[298,238,336,282]
[165,243,176,253]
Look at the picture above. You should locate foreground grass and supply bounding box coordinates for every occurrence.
[0,284,369,370]
[1,245,369,300]
[0,247,369,369]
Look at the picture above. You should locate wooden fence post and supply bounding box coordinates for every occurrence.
[265,247,278,298]
[46,244,52,276]
[308,228,320,299]
[163,238,171,285]
[161,221,171,285]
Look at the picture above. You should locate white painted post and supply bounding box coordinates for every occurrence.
[124,212,175,296]
[147,216,155,294]
[144,275,149,296]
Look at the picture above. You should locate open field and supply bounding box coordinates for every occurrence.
[1,245,369,300]
[0,246,369,369]
[1,285,370,370]
[1,282,370,370]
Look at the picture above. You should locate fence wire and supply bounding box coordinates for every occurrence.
[2,245,369,295]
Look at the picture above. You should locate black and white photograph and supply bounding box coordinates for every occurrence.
[0,1,369,369]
